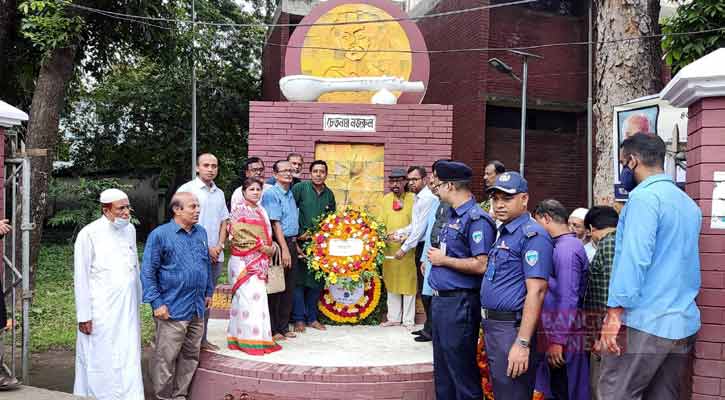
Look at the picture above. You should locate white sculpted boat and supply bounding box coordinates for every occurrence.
[279,75,425,104]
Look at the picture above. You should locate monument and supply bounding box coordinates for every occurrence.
[193,1,453,398]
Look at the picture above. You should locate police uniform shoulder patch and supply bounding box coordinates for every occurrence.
[525,250,539,266]
[472,230,483,243]
[468,206,484,220]
[522,223,539,238]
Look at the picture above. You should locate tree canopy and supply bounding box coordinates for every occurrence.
[662,0,725,73]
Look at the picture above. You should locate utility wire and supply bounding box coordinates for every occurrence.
[64,2,725,55]
[67,0,537,29]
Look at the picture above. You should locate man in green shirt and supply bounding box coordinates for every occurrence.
[291,160,337,332]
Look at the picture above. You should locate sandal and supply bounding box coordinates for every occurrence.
[273,333,286,341]
[294,321,306,333]
[309,321,327,331]
[284,331,297,338]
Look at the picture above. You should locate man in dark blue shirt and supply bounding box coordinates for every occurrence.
[427,161,496,400]
[142,192,214,400]
[482,172,553,400]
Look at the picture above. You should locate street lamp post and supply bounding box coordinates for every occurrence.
[488,50,542,177]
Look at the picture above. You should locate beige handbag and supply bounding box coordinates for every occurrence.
[266,242,286,294]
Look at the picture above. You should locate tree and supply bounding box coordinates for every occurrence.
[62,11,263,198]
[592,0,663,204]
[662,0,725,73]
[15,0,261,287]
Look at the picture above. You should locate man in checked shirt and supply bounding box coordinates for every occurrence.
[581,206,619,400]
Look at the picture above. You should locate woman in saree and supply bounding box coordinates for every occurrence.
[226,177,281,355]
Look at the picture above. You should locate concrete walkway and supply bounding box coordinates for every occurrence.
[1,386,88,399]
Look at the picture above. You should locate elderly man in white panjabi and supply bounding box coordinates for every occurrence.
[73,188,144,400]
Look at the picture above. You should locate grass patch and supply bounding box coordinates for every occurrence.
[32,243,155,351]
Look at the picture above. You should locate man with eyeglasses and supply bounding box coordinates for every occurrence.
[391,166,437,339]
[262,160,300,341]
[231,157,266,207]
[73,188,144,399]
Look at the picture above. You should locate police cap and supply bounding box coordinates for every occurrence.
[486,171,528,194]
[435,161,473,182]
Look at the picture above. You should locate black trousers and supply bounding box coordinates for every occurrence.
[268,236,297,335]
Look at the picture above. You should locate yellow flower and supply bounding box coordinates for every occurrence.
[351,274,359,281]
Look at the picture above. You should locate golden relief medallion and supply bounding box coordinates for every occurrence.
[299,4,413,103]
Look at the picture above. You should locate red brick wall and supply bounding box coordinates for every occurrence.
[416,0,490,196]
[248,102,453,180]
[262,13,290,101]
[686,97,725,400]
[486,7,588,104]
[485,125,587,211]
[416,2,587,202]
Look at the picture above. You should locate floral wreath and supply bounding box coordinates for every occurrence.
[303,207,387,324]
[304,208,386,289]
[318,276,382,324]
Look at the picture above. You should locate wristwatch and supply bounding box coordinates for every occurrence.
[516,337,530,349]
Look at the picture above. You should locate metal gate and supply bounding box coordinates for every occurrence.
[2,128,32,383]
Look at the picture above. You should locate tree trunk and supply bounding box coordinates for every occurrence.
[593,0,662,204]
[25,45,77,289]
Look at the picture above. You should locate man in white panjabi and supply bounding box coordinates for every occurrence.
[73,188,143,399]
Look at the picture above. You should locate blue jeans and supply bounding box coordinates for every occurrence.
[291,286,322,324]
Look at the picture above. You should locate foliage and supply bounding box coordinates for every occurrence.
[661,0,725,73]
[18,0,84,54]
[47,178,136,241]
[60,0,264,191]
[30,243,154,351]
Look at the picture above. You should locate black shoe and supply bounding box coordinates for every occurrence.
[414,334,432,342]
[411,329,424,336]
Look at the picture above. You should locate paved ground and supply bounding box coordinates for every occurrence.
[4,348,155,399]
[207,319,434,366]
[1,385,89,399]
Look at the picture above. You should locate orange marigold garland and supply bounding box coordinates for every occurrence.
[318,276,382,324]
[304,207,387,324]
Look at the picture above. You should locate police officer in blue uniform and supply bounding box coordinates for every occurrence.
[481,171,553,399]
[426,161,496,400]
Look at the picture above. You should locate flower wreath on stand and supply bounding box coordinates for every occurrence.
[303,207,387,324]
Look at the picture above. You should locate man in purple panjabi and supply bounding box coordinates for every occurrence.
[532,199,590,400]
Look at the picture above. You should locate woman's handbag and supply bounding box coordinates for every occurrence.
[266,242,286,294]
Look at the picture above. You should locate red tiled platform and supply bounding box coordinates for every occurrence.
[190,350,434,400]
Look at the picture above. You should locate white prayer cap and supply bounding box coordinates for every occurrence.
[569,207,589,221]
[99,188,128,204]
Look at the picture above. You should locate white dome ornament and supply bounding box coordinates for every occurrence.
[371,88,397,105]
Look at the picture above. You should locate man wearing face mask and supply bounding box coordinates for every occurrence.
[73,189,144,399]
[598,133,701,400]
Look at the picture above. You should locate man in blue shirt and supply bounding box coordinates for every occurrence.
[261,160,300,341]
[482,171,553,400]
[427,161,496,400]
[142,192,214,400]
[598,133,701,400]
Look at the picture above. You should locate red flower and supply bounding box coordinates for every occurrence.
[316,235,325,244]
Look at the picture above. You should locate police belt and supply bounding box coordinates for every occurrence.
[480,308,522,321]
[430,288,478,297]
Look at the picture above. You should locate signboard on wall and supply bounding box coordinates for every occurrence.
[323,114,377,132]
